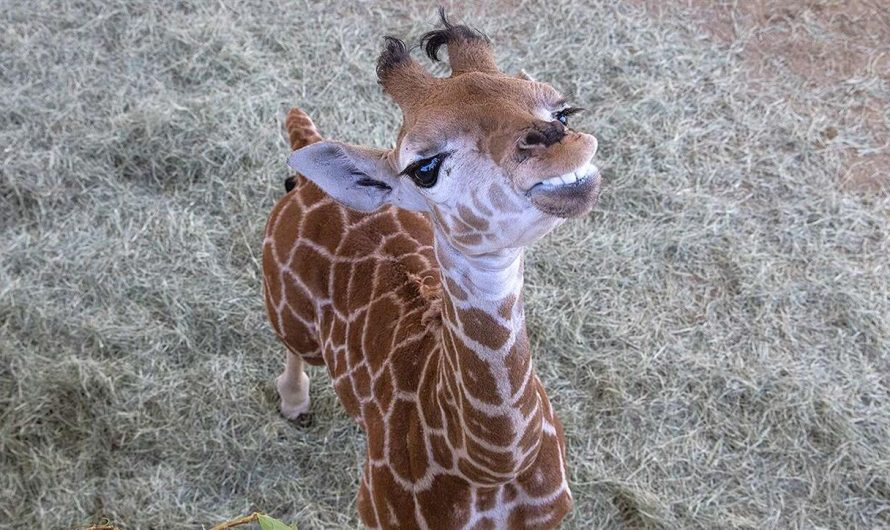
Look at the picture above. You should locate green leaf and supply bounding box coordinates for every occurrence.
[257,513,296,530]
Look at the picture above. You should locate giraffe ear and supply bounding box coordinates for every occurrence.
[287,141,428,213]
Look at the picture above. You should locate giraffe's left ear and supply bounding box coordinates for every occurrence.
[288,141,428,213]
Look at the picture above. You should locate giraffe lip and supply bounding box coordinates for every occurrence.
[528,173,591,193]
[526,164,600,194]
[526,166,601,218]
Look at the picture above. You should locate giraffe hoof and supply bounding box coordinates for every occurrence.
[279,397,311,422]
[284,411,313,428]
[276,371,310,422]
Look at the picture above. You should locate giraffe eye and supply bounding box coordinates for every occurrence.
[402,153,446,188]
[553,107,585,126]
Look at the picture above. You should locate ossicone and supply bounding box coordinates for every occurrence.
[417,8,498,76]
[375,36,412,83]
[374,35,434,109]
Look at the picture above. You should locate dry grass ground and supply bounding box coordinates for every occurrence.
[1,1,888,528]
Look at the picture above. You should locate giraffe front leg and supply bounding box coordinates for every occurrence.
[276,351,310,421]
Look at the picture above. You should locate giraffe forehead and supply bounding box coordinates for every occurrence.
[398,74,562,150]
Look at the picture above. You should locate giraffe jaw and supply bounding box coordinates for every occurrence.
[526,164,601,218]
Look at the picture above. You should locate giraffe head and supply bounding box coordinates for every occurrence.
[289,11,600,256]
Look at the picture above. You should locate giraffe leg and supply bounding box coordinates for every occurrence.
[276,350,310,420]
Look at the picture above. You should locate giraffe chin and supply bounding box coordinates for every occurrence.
[527,169,601,218]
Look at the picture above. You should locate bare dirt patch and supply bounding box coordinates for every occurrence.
[635,0,889,193]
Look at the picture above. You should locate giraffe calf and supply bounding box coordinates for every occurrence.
[263,11,601,529]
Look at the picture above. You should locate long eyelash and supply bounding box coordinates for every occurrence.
[560,107,585,116]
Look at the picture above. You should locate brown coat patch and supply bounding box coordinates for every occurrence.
[458,307,511,350]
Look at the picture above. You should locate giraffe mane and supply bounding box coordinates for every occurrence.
[407,271,444,327]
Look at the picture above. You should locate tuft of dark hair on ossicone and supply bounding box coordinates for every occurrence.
[420,7,490,62]
[375,36,411,82]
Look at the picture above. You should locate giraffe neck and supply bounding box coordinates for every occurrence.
[433,233,544,485]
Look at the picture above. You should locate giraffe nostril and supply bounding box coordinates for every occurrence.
[520,121,567,150]
[521,130,548,148]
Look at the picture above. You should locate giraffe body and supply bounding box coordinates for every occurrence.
[262,12,601,529]
[264,173,571,529]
